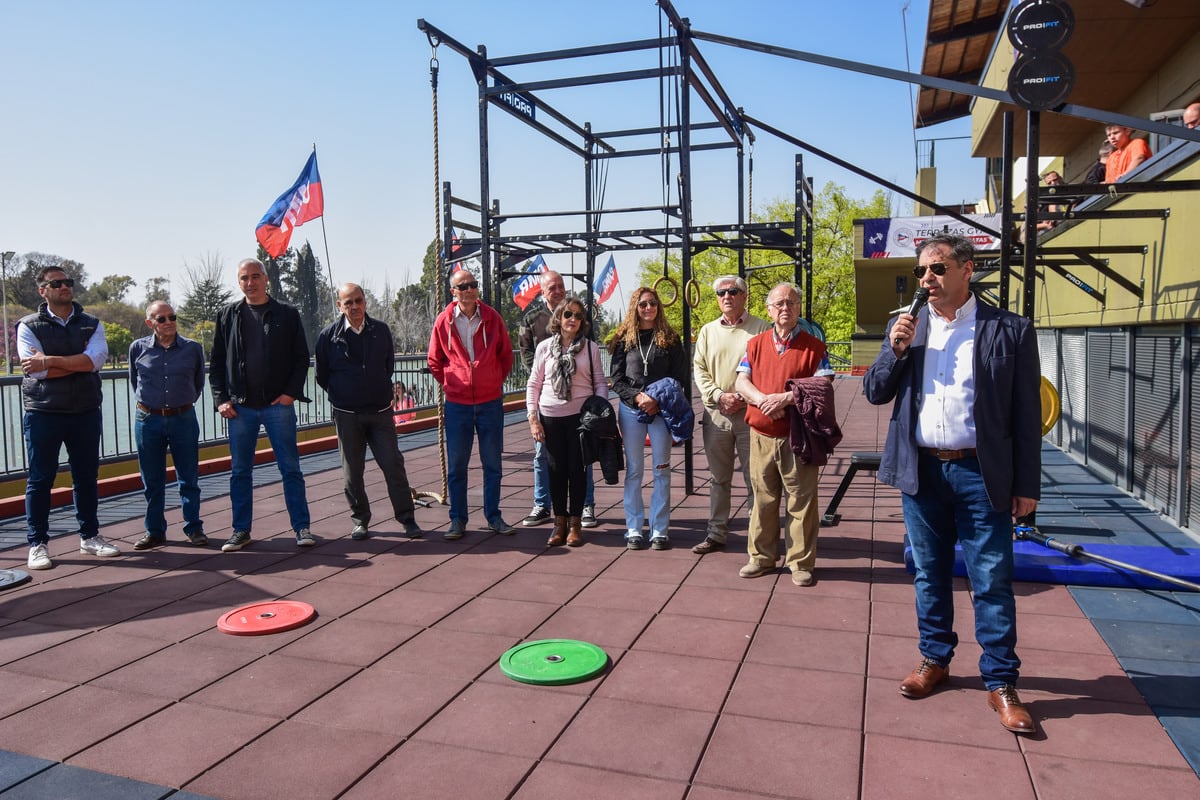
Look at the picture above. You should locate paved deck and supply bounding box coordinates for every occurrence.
[1,376,1198,799]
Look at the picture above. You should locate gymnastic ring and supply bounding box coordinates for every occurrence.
[684,279,701,309]
[652,274,679,307]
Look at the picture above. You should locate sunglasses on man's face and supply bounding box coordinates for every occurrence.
[41,278,75,289]
[913,261,952,279]
[152,314,178,323]
[715,287,743,298]
[453,281,478,292]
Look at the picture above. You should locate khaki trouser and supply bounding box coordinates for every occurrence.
[701,409,754,544]
[746,429,820,572]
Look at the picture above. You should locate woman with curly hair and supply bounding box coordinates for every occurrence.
[608,286,687,550]
[527,296,608,547]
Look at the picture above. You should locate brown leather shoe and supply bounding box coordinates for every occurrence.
[692,538,725,555]
[988,685,1037,734]
[566,516,583,547]
[547,517,568,547]
[899,658,950,698]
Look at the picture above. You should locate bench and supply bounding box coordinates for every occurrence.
[821,451,882,527]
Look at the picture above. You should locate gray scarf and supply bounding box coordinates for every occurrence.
[550,336,586,400]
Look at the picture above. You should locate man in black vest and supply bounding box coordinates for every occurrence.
[18,266,117,570]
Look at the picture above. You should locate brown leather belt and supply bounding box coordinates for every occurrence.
[137,402,193,417]
[920,447,977,461]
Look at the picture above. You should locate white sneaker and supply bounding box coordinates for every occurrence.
[27,544,53,570]
[79,535,121,557]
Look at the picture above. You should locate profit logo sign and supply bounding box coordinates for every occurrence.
[1006,0,1075,112]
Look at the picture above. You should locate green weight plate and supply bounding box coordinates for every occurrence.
[499,638,609,685]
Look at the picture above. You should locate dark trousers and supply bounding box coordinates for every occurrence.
[540,413,585,517]
[333,408,416,527]
[24,408,102,544]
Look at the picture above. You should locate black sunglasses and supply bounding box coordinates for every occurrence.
[152,314,178,323]
[637,300,659,308]
[41,278,75,289]
[453,281,478,291]
[562,309,584,320]
[715,287,743,298]
[913,262,951,279]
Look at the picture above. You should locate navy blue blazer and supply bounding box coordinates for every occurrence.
[863,300,1042,512]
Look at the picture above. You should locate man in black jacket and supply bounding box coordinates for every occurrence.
[210,258,313,552]
[315,283,422,540]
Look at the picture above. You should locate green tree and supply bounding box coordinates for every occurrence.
[288,241,331,346]
[143,277,171,309]
[7,253,90,310]
[103,324,135,366]
[179,253,233,330]
[89,274,137,305]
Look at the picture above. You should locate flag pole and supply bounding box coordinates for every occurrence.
[313,143,337,311]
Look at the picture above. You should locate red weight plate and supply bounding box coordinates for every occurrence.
[217,600,316,636]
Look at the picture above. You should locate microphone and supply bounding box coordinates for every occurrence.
[893,288,930,347]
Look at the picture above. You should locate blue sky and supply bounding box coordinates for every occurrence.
[2,0,983,311]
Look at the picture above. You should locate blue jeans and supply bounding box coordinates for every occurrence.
[444,398,504,525]
[228,403,310,533]
[618,402,672,539]
[24,408,102,545]
[534,439,594,509]
[135,407,203,538]
[902,453,1020,689]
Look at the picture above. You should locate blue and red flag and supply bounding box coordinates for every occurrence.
[594,254,619,304]
[512,254,547,310]
[255,153,324,258]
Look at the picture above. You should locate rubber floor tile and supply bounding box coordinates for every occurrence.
[860,734,1035,800]
[482,569,595,605]
[1070,586,1200,625]
[1017,646,1145,705]
[867,598,918,638]
[319,551,446,587]
[0,670,76,718]
[277,577,392,618]
[401,561,514,596]
[1094,618,1200,663]
[746,623,867,673]
[600,552,697,584]
[373,627,520,679]
[724,662,864,729]
[515,760,686,800]
[1122,656,1200,710]
[3,630,168,684]
[434,596,559,638]
[527,604,657,651]
[1021,696,1195,769]
[545,697,714,782]
[631,612,756,661]
[568,576,677,612]
[595,649,738,713]
[344,585,472,627]
[661,584,772,622]
[276,617,422,666]
[185,654,357,718]
[1025,752,1200,799]
[113,599,234,643]
[761,591,871,633]
[696,714,861,799]
[517,547,622,578]
[88,639,262,700]
[411,681,587,758]
[184,720,394,800]
[69,702,277,787]
[0,685,170,762]
[340,739,534,800]
[29,591,170,630]
[0,750,54,792]
[864,676,1024,750]
[294,668,469,736]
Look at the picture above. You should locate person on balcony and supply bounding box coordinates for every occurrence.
[1104,125,1152,182]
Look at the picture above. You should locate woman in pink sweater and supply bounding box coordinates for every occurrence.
[526,296,608,547]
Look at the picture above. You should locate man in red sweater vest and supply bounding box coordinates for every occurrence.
[734,283,834,587]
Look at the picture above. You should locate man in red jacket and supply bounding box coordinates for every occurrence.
[427,270,515,540]
[734,283,833,587]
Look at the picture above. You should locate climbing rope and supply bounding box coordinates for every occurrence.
[416,33,447,508]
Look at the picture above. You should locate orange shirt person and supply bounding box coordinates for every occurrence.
[1104,125,1151,183]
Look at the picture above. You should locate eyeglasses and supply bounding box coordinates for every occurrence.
[453,281,478,291]
[768,299,798,310]
[715,287,743,298]
[913,261,952,279]
[562,309,584,320]
[637,300,659,309]
[41,278,75,289]
[151,314,178,323]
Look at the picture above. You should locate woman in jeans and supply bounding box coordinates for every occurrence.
[526,296,608,547]
[608,286,687,550]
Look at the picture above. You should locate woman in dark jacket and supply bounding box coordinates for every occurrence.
[608,286,687,550]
